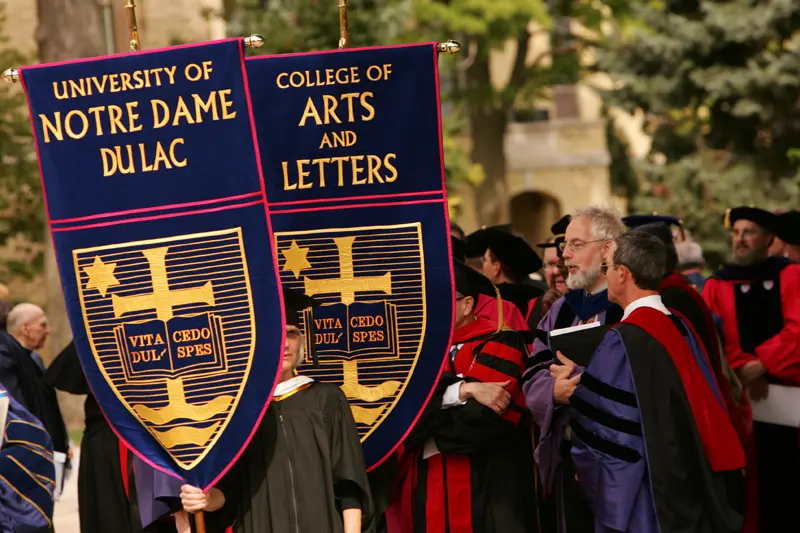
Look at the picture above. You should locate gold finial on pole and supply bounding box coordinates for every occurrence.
[126,0,142,52]
[2,67,19,84]
[437,40,462,54]
[244,34,265,49]
[338,0,349,49]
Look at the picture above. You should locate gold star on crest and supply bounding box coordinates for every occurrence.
[281,241,312,279]
[83,256,120,297]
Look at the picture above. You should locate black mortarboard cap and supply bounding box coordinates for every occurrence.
[464,224,514,258]
[723,206,779,232]
[536,214,571,249]
[776,210,800,245]
[282,287,321,367]
[454,259,496,300]
[467,228,542,275]
[283,287,319,327]
[451,235,466,262]
[630,222,673,248]
[623,214,682,229]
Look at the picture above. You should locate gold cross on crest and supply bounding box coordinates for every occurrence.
[303,236,392,304]
[111,247,215,320]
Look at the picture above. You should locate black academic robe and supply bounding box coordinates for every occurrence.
[570,306,745,532]
[0,332,68,454]
[44,341,143,533]
[206,381,373,533]
[394,319,538,533]
[496,282,544,322]
[366,452,399,533]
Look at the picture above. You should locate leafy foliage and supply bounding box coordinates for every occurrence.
[0,7,43,279]
[597,0,800,267]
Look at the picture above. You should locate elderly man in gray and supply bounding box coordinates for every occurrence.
[523,206,627,532]
[0,304,70,470]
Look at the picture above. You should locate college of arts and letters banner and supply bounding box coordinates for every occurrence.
[20,39,285,490]
[246,43,455,469]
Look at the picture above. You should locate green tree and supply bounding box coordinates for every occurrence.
[227,0,407,53]
[226,0,484,199]
[597,0,800,267]
[0,7,42,279]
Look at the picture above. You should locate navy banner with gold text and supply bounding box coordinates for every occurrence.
[20,38,285,490]
[246,43,455,470]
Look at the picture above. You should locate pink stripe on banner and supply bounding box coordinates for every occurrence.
[268,189,443,208]
[272,198,444,215]
[248,41,437,60]
[19,37,243,72]
[51,199,264,232]
[50,191,263,225]
[206,37,290,495]
[367,42,456,472]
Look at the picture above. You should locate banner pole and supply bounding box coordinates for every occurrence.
[125,0,142,52]
[338,0,349,48]
[195,509,207,533]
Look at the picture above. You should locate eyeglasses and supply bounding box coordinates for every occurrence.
[558,238,608,253]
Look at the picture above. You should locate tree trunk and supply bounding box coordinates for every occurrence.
[35,0,106,429]
[466,42,509,225]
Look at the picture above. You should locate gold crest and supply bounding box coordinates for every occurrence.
[275,223,426,439]
[73,228,255,470]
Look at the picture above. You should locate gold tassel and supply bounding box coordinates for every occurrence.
[724,208,731,229]
[494,286,504,334]
[493,286,514,333]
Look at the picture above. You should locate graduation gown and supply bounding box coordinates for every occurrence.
[389,318,537,533]
[44,341,143,533]
[522,290,623,533]
[0,387,56,533]
[206,380,373,533]
[570,306,745,533]
[660,273,753,528]
[703,257,800,532]
[474,294,529,332]
[0,332,68,455]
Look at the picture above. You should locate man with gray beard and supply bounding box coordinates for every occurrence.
[703,206,800,533]
[522,206,626,532]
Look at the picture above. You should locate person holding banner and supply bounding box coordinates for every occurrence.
[180,288,373,533]
[0,385,57,533]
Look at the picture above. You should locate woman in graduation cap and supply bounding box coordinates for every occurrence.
[180,288,373,533]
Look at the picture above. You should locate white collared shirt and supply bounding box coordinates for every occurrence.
[622,294,670,320]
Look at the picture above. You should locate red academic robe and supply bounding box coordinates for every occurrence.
[703,257,800,533]
[660,272,757,533]
[474,294,529,331]
[386,318,538,533]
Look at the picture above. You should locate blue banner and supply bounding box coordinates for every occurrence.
[246,43,455,470]
[21,39,285,490]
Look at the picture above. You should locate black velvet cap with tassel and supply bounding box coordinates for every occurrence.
[282,287,320,367]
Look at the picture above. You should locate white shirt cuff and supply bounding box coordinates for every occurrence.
[442,381,466,408]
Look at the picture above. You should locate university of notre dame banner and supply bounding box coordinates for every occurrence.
[20,38,285,489]
[246,43,455,469]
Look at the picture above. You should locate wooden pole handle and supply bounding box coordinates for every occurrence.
[195,510,206,533]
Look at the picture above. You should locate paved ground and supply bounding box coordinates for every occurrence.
[53,454,80,533]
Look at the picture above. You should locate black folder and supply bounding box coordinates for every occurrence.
[548,322,610,367]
